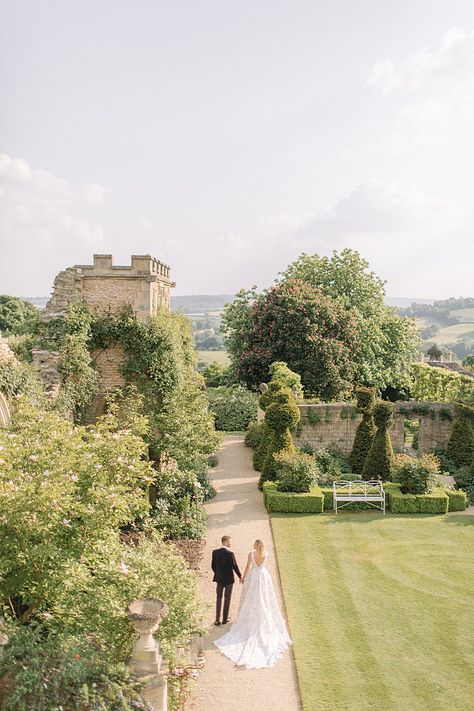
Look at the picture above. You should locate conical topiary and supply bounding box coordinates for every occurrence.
[362,401,395,481]
[349,386,376,477]
[259,394,300,488]
[447,405,474,468]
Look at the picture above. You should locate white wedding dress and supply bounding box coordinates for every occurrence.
[213,551,292,669]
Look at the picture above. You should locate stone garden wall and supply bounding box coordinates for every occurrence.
[260,401,455,455]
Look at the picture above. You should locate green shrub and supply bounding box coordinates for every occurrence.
[274,450,320,493]
[263,482,324,513]
[0,624,148,711]
[362,402,395,481]
[207,385,257,431]
[445,488,467,512]
[314,446,351,485]
[245,421,264,448]
[393,453,439,494]
[268,360,304,397]
[253,421,269,471]
[432,445,457,475]
[447,410,474,468]
[254,384,293,472]
[453,464,474,504]
[202,361,234,387]
[349,386,376,476]
[386,485,449,514]
[260,395,300,486]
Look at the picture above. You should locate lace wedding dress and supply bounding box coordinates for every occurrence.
[213,551,292,669]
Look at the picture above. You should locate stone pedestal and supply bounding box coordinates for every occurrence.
[128,598,169,711]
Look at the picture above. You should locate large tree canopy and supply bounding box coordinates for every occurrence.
[0,294,38,335]
[222,249,420,398]
[231,279,357,400]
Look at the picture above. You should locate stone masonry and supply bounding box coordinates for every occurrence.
[258,401,455,455]
[42,254,175,322]
[38,254,175,417]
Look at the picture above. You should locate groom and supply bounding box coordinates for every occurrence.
[211,535,242,626]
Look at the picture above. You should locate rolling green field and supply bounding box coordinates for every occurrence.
[272,513,474,711]
[432,323,474,344]
[196,350,229,366]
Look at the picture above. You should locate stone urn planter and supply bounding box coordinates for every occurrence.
[128,598,169,711]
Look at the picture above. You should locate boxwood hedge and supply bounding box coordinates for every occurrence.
[263,481,324,513]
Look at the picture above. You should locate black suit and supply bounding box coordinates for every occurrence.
[211,546,242,623]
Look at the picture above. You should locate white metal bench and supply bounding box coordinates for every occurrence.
[333,480,385,514]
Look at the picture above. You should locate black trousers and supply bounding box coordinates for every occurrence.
[215,582,233,622]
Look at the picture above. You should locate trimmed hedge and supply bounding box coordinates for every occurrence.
[321,486,386,511]
[263,481,324,513]
[445,488,467,512]
[386,486,449,514]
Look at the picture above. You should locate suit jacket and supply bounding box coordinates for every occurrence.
[211,547,242,586]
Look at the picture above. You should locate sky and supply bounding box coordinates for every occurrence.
[1,0,473,299]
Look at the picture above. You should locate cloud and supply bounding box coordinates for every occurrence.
[366,28,474,152]
[0,154,107,295]
[366,27,474,95]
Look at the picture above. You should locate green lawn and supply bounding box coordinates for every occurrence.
[271,513,474,711]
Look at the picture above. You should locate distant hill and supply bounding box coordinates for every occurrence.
[170,294,234,313]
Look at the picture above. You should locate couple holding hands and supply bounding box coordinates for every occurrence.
[211,534,291,669]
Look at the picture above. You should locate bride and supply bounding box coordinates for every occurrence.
[213,539,292,669]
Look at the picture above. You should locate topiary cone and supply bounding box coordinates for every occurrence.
[362,401,395,481]
[349,386,376,477]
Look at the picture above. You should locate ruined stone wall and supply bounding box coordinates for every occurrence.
[261,401,455,455]
[89,345,127,419]
[31,350,61,400]
[42,254,174,323]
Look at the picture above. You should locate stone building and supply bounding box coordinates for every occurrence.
[42,254,174,322]
[37,254,175,416]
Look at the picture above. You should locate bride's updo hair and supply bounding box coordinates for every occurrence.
[254,539,264,552]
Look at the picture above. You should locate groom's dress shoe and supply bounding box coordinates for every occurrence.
[214,621,221,626]
[222,618,230,625]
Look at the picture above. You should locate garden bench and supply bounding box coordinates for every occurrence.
[333,480,385,514]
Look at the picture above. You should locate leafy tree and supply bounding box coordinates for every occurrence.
[221,287,258,368]
[235,279,357,399]
[349,386,376,476]
[268,361,303,397]
[207,385,257,431]
[202,361,234,387]
[0,295,38,335]
[362,402,395,481]
[279,249,419,393]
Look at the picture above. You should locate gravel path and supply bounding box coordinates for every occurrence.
[189,435,302,711]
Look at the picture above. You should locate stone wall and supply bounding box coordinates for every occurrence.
[32,349,61,400]
[89,345,127,419]
[259,401,455,455]
[42,254,174,323]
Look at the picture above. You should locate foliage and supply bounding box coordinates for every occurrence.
[392,454,439,494]
[453,465,474,504]
[349,386,376,476]
[150,462,207,539]
[6,334,36,363]
[260,397,300,486]
[278,249,419,393]
[254,384,293,472]
[0,624,148,711]
[362,402,395,481]
[56,331,100,422]
[386,486,449,514]
[411,362,474,405]
[244,421,265,449]
[221,287,258,368]
[236,278,357,399]
[201,361,234,387]
[0,402,202,663]
[0,295,38,336]
[263,481,324,513]
[445,488,467,511]
[207,385,257,431]
[0,356,46,407]
[313,447,351,485]
[268,360,303,397]
[274,450,320,493]
[446,409,474,468]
